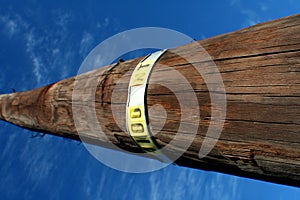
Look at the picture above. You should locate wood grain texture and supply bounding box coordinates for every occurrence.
[1,14,300,187]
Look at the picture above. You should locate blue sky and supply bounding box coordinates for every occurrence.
[0,0,300,199]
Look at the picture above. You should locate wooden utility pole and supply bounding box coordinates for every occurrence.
[1,14,300,187]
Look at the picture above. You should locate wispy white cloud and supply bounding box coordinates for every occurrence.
[80,32,94,57]
[228,0,263,27]
[0,14,50,86]
[0,125,19,162]
[104,17,110,26]
[24,30,49,86]
[0,11,81,86]
[146,167,241,200]
[260,3,269,11]
[2,18,17,37]
[32,57,43,84]
[55,12,72,31]
[50,11,76,79]
[229,0,241,7]
[0,15,23,38]
[0,129,58,199]
[96,17,110,29]
[241,9,262,27]
[244,19,260,26]
[0,16,18,38]
[1,11,84,86]
[83,172,93,197]
[19,138,56,181]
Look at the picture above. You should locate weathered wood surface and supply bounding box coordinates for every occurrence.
[1,14,300,187]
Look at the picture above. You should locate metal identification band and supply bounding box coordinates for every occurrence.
[126,49,170,162]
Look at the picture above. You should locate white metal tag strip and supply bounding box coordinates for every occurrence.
[126,49,170,163]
